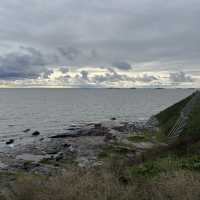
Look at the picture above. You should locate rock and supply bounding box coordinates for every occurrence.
[23,128,31,133]
[67,127,78,131]
[68,146,75,152]
[6,139,14,145]
[32,131,40,136]
[112,125,127,132]
[111,117,116,120]
[63,143,71,148]
[23,161,40,171]
[46,148,59,155]
[51,126,108,139]
[104,133,116,142]
[50,134,69,138]
[54,152,63,161]
[94,123,102,129]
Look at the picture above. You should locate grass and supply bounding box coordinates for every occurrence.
[155,93,193,135]
[182,97,200,136]
[98,141,136,160]
[1,139,200,200]
[2,136,200,200]
[3,158,200,200]
[127,134,150,142]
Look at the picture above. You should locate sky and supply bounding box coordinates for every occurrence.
[0,0,200,88]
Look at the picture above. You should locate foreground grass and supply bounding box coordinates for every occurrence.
[2,146,200,200]
[3,167,200,200]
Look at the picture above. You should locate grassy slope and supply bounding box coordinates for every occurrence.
[183,96,200,136]
[155,94,193,135]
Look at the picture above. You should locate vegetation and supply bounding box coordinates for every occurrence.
[155,93,193,135]
[3,147,200,200]
[5,168,200,200]
[183,97,200,136]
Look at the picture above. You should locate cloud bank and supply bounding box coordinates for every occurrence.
[0,0,199,87]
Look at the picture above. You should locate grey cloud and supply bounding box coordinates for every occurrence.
[42,69,54,79]
[92,69,157,84]
[57,47,81,62]
[59,67,69,73]
[136,74,158,82]
[0,0,199,87]
[0,47,49,80]
[169,71,194,82]
[112,61,132,70]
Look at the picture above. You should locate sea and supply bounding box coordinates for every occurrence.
[0,88,195,145]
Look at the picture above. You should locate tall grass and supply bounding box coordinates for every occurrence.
[4,164,200,200]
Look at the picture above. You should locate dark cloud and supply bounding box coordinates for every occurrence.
[112,61,132,70]
[80,70,89,81]
[135,74,158,82]
[57,47,81,62]
[92,69,157,84]
[42,69,54,79]
[59,67,69,73]
[169,71,194,83]
[0,47,50,80]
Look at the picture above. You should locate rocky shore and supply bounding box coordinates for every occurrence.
[0,118,160,178]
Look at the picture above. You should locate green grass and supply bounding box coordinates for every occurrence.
[128,153,200,179]
[127,134,151,142]
[182,98,200,136]
[155,94,193,135]
[127,129,169,143]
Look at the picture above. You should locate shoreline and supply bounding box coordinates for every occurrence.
[0,118,155,174]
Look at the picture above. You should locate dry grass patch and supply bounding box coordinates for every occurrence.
[3,167,200,200]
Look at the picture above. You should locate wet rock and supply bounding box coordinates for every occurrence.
[32,131,40,136]
[6,139,14,145]
[67,127,78,131]
[54,152,63,161]
[50,133,69,138]
[63,143,71,148]
[94,123,102,129]
[23,128,31,133]
[51,126,108,139]
[111,117,116,120]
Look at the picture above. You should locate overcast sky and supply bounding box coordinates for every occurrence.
[0,0,199,88]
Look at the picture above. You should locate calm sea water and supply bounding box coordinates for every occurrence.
[0,88,194,141]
